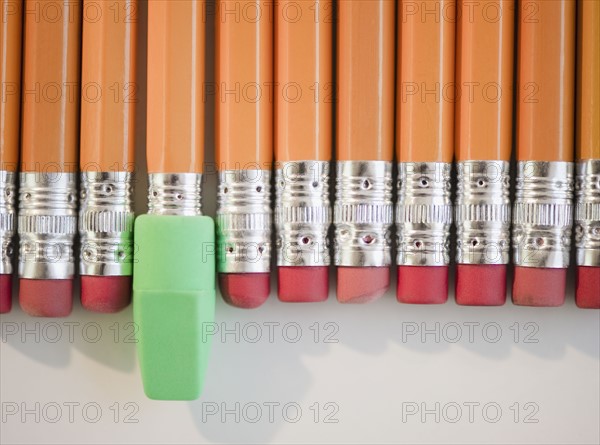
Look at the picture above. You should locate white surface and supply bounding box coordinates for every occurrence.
[1,282,600,445]
[2,3,599,444]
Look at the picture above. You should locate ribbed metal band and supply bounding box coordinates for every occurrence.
[148,173,203,216]
[79,171,135,276]
[455,161,511,265]
[275,161,331,267]
[0,171,16,274]
[18,172,78,279]
[513,161,574,268]
[334,161,393,267]
[217,169,271,273]
[397,162,452,266]
[575,159,600,266]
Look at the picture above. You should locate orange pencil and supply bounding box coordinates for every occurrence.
[216,0,273,308]
[454,0,514,306]
[275,0,333,302]
[18,0,81,317]
[79,0,137,313]
[396,0,455,304]
[335,0,395,303]
[512,0,575,306]
[0,0,22,313]
[133,0,215,400]
[575,0,600,309]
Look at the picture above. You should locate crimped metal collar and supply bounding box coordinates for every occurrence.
[513,161,574,268]
[275,161,331,267]
[217,169,272,274]
[80,171,135,276]
[18,172,78,279]
[397,162,452,266]
[334,161,393,267]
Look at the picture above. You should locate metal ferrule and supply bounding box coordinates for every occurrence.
[397,162,452,267]
[513,161,574,268]
[79,171,135,276]
[455,161,511,265]
[217,169,272,273]
[148,173,203,216]
[0,171,16,275]
[275,161,331,267]
[18,172,78,279]
[334,161,393,267]
[575,159,600,266]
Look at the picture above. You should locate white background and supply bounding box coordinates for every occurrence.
[1,2,599,443]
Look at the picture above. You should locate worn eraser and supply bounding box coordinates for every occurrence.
[397,266,448,304]
[456,264,507,306]
[278,266,329,303]
[219,273,270,309]
[512,266,566,307]
[19,279,73,317]
[575,266,600,309]
[81,275,132,313]
[133,214,216,400]
[0,274,12,313]
[337,266,389,303]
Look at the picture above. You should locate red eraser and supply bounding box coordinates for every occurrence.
[278,266,329,303]
[456,264,507,306]
[0,274,12,313]
[336,266,389,304]
[397,265,448,304]
[512,266,566,307]
[219,273,270,309]
[81,275,132,313]
[576,266,600,309]
[19,279,73,317]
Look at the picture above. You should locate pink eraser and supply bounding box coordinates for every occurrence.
[219,273,270,309]
[397,265,448,304]
[456,264,507,306]
[336,266,389,304]
[81,275,132,313]
[575,266,600,309]
[278,266,329,302]
[0,274,12,313]
[512,266,566,307]
[19,279,73,317]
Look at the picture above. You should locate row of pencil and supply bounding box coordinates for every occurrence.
[1,0,599,320]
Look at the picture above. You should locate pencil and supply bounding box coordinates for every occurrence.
[216,0,274,308]
[575,0,600,309]
[454,0,514,306]
[335,0,395,303]
[18,0,81,317]
[396,0,455,304]
[512,0,576,306]
[275,0,333,302]
[0,0,22,313]
[79,0,137,313]
[133,0,215,400]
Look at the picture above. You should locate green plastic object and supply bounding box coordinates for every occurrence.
[133,214,216,400]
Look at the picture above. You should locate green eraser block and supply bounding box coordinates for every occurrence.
[133,215,216,400]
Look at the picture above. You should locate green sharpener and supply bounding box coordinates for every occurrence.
[133,214,215,400]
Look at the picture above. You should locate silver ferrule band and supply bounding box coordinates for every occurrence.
[18,172,78,279]
[80,171,135,276]
[148,173,203,216]
[575,159,600,266]
[0,171,17,274]
[217,169,272,273]
[455,161,511,265]
[397,162,452,266]
[275,161,331,267]
[334,161,393,267]
[513,161,574,268]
